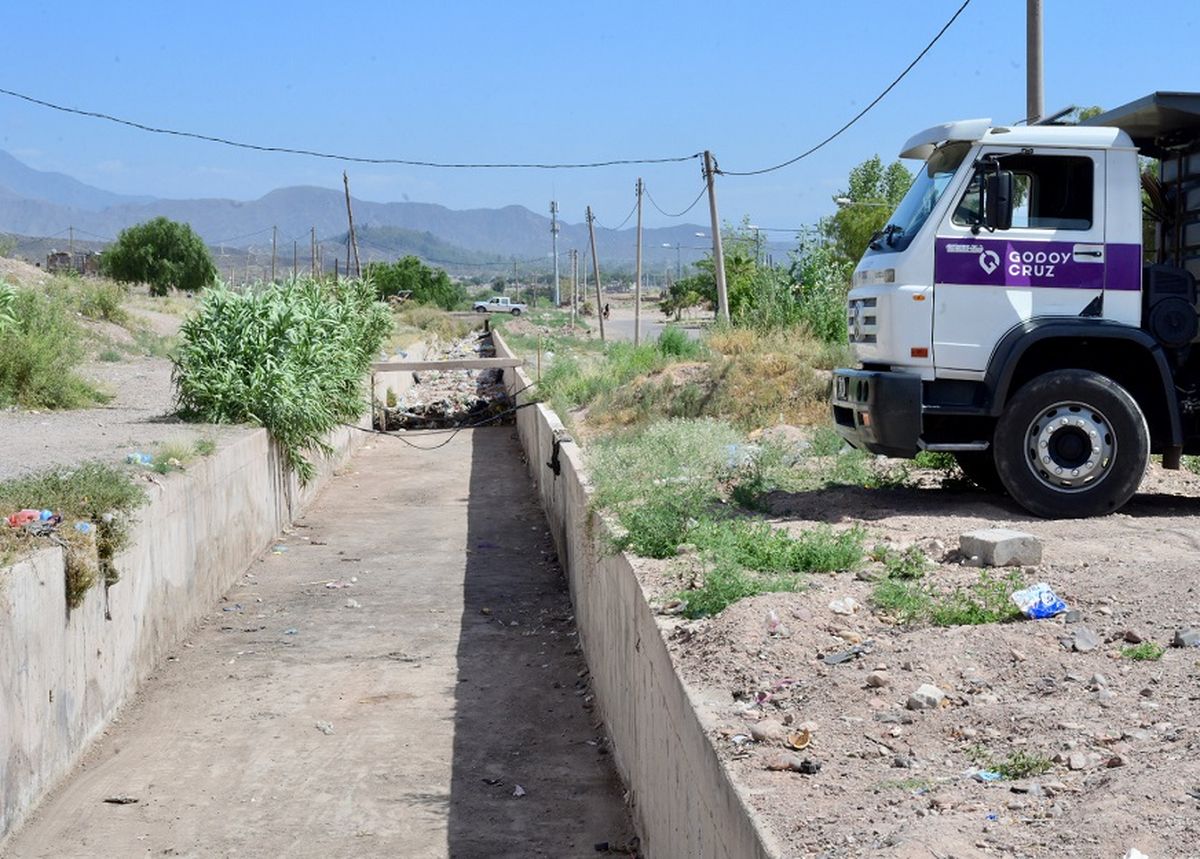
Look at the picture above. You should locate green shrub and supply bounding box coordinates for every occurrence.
[0,288,109,409]
[0,282,15,332]
[366,257,466,310]
[873,570,1023,627]
[173,278,391,481]
[75,280,129,324]
[657,325,703,359]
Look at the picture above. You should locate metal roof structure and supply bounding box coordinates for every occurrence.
[1083,91,1200,157]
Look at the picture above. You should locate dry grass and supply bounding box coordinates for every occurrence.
[583,325,844,433]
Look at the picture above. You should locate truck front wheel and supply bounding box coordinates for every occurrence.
[993,369,1148,518]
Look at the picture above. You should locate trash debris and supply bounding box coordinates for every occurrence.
[283,628,298,635]
[315,721,334,735]
[784,729,812,751]
[272,544,288,554]
[658,598,687,616]
[829,596,863,616]
[74,521,94,535]
[125,451,153,466]
[512,784,526,797]
[973,770,1003,783]
[1010,582,1068,619]
[345,598,362,609]
[482,778,502,786]
[5,509,41,528]
[102,795,139,805]
[221,604,243,612]
[822,640,875,665]
[765,609,790,637]
[325,580,353,589]
[1125,850,1149,859]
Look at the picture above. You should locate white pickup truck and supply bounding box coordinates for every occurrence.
[473,296,527,315]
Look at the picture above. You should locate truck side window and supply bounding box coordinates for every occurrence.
[952,155,1094,230]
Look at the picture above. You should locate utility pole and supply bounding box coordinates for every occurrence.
[1027,0,1043,123]
[311,226,317,278]
[293,241,298,281]
[634,178,644,345]
[513,261,519,301]
[703,151,730,323]
[271,226,277,282]
[343,171,361,277]
[586,206,605,342]
[570,248,578,328]
[68,226,74,256]
[550,200,561,306]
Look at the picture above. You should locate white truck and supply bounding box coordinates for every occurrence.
[473,296,527,315]
[831,92,1200,518]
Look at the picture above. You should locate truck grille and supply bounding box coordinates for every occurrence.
[847,297,878,344]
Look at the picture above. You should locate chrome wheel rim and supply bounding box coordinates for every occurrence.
[1024,401,1115,492]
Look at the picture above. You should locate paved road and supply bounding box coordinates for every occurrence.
[602,305,705,343]
[4,429,632,858]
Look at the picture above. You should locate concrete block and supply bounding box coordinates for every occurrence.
[959,528,1042,567]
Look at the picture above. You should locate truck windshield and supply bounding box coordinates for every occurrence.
[866,141,971,255]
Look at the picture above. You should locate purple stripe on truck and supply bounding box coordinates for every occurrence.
[934,238,1141,291]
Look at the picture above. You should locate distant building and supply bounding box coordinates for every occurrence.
[46,250,101,276]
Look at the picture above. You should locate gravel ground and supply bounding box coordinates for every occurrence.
[0,355,251,481]
[635,462,1200,858]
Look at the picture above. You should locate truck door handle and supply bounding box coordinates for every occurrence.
[1073,244,1104,262]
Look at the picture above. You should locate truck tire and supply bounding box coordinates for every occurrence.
[953,450,1005,494]
[475,306,486,313]
[510,308,522,315]
[993,369,1148,518]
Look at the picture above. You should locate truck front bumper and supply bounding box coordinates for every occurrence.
[830,369,922,458]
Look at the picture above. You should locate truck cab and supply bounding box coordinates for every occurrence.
[832,92,1200,518]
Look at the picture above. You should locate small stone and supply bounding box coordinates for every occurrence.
[1123,630,1144,644]
[855,566,886,583]
[1067,752,1089,771]
[1089,673,1108,688]
[798,758,821,775]
[892,754,913,769]
[1096,689,1116,705]
[866,671,890,689]
[1010,649,1027,662]
[764,752,804,771]
[958,528,1042,566]
[749,719,785,743]
[1097,606,1113,616]
[1064,610,1083,624]
[1063,626,1101,653]
[1173,627,1200,648]
[1139,687,1154,699]
[907,684,946,711]
[1106,754,1128,768]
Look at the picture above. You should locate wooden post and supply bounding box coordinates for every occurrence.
[570,248,578,329]
[311,226,317,278]
[271,225,277,282]
[704,150,730,323]
[293,241,298,280]
[634,177,643,345]
[334,258,339,283]
[587,206,605,342]
[343,171,361,278]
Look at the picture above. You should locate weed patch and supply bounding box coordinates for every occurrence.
[0,463,145,607]
[1122,642,1165,661]
[873,569,1023,627]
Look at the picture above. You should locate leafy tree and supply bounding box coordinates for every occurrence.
[100,217,217,296]
[822,155,912,266]
[365,255,466,310]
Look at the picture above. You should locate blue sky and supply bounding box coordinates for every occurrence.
[2,1,1197,231]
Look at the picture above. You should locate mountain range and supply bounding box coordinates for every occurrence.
[0,149,794,271]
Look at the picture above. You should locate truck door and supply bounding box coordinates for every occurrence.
[932,149,1106,372]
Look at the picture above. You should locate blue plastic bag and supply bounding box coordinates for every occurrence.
[1010,582,1067,619]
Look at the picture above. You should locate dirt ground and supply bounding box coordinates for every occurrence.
[636,462,1200,858]
[2,427,634,858]
[0,306,248,482]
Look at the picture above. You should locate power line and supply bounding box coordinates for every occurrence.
[645,184,707,219]
[0,85,702,171]
[211,226,274,246]
[593,197,639,232]
[717,0,972,177]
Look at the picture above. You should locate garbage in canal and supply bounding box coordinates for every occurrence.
[1010,582,1068,619]
[125,451,153,466]
[74,522,94,535]
[972,770,1003,783]
[5,509,42,528]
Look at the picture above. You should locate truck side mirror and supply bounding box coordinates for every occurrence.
[984,170,1014,231]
